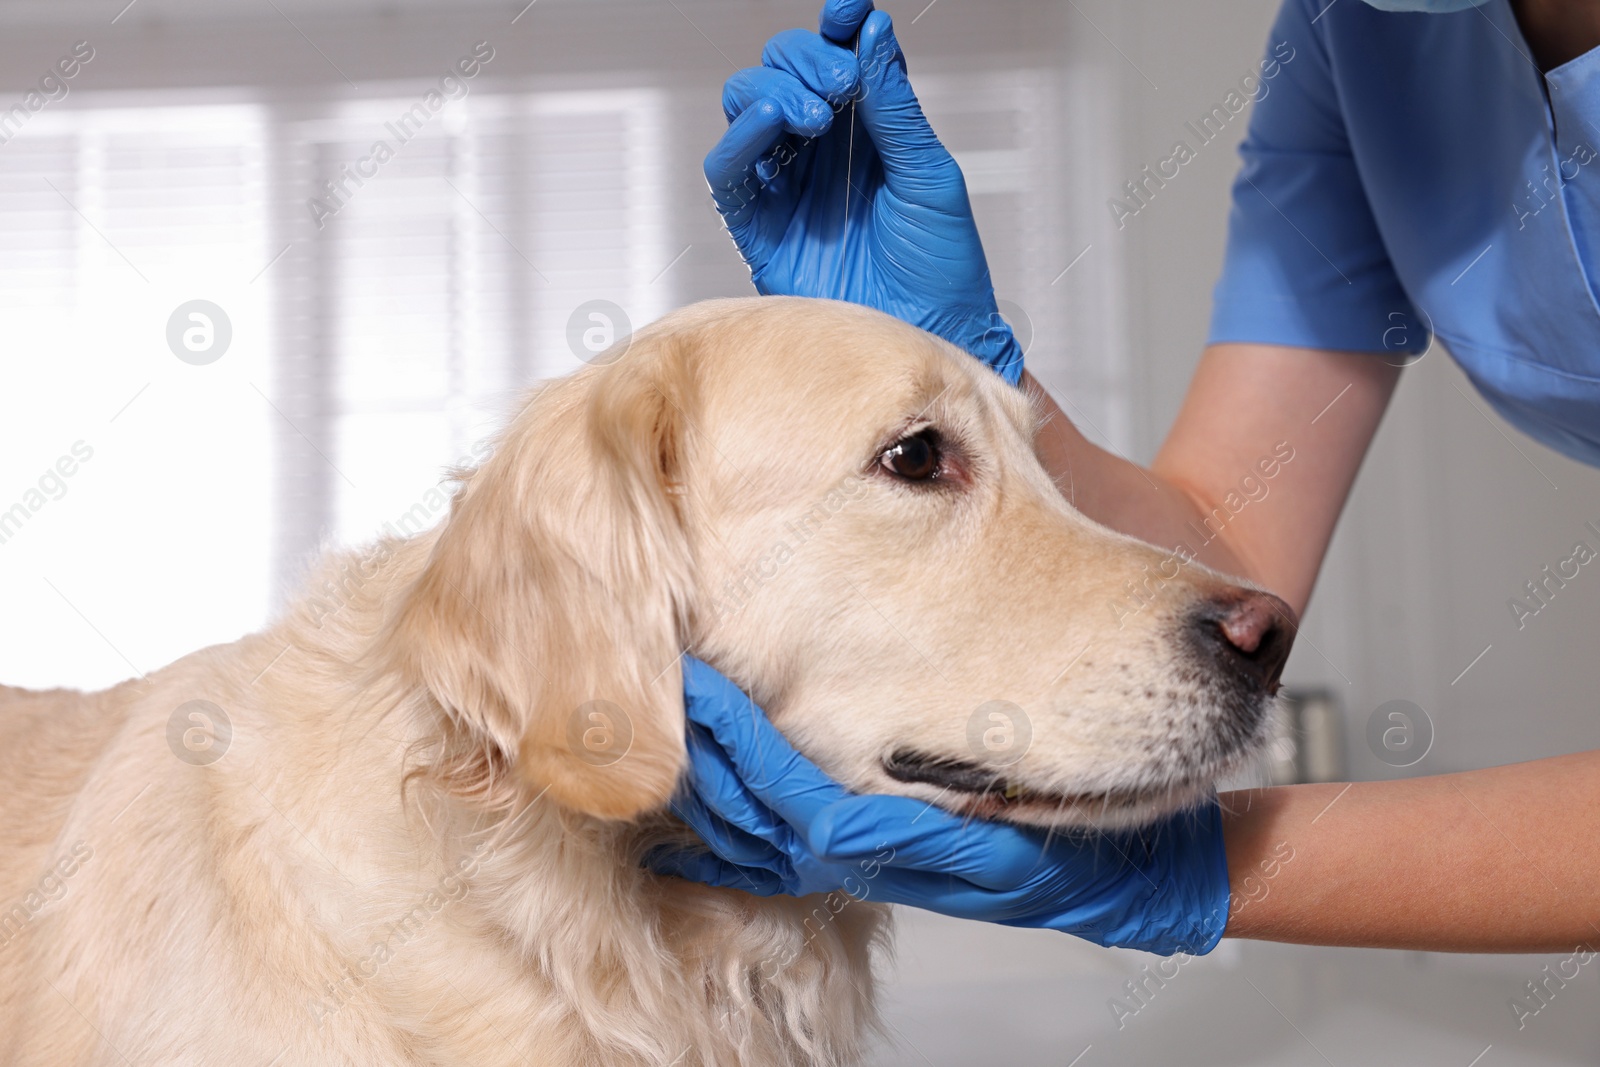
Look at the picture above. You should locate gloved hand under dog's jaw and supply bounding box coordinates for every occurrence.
[704,0,1025,385]
[649,657,1234,958]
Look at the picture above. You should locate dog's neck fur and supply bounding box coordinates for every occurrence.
[252,540,887,1066]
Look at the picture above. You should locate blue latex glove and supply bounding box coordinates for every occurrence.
[653,658,1232,957]
[704,0,1025,384]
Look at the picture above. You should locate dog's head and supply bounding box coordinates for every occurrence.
[386,297,1291,829]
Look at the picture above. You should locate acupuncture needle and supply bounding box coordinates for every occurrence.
[840,27,860,301]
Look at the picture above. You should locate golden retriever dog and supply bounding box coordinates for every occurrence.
[0,297,1291,1066]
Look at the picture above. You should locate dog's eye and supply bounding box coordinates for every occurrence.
[879,430,942,482]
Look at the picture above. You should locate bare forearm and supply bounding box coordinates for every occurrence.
[1024,345,1397,616]
[1220,752,1600,953]
[1028,354,1596,952]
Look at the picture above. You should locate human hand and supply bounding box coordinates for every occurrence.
[704,0,1025,383]
[651,658,1232,956]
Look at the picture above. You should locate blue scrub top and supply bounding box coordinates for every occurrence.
[1209,0,1600,467]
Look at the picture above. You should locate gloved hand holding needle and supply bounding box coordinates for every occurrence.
[704,0,1024,383]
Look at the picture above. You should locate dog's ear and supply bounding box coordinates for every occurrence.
[387,337,693,820]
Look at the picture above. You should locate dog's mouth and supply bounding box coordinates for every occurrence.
[880,748,1208,827]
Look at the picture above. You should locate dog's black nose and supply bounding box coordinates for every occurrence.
[1191,589,1295,692]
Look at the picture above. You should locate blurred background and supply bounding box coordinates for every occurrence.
[1,0,1597,1063]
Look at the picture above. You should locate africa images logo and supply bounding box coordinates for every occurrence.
[307,42,495,229]
[1108,40,1296,229]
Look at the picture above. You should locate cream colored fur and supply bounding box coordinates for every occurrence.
[0,297,1263,1065]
